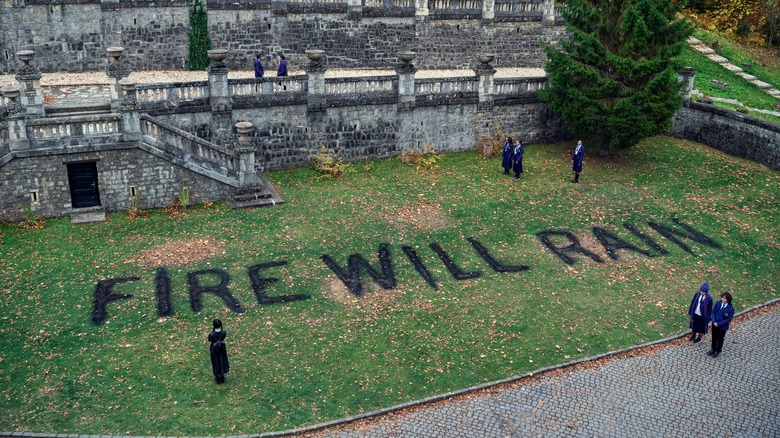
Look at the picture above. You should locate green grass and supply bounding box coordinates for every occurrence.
[678,45,779,111]
[711,100,780,125]
[1,138,779,435]
[693,29,780,91]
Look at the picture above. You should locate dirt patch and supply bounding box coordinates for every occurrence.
[379,199,453,231]
[127,238,226,268]
[322,277,405,313]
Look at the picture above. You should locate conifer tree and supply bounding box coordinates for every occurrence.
[540,0,694,153]
[188,0,212,71]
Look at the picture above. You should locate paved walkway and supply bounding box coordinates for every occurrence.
[305,305,779,437]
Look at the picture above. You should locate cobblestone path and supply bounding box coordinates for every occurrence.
[311,307,779,437]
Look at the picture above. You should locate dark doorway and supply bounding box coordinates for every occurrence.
[67,162,101,208]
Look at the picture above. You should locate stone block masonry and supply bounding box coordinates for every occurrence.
[0,0,565,73]
[668,102,780,170]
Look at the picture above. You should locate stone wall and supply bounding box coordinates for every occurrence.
[0,147,234,220]
[668,102,780,170]
[0,1,565,73]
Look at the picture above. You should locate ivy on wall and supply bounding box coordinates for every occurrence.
[188,0,212,70]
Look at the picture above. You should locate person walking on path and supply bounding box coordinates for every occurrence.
[688,283,713,344]
[512,140,524,179]
[501,137,513,175]
[208,319,230,384]
[709,292,734,358]
[277,53,288,77]
[571,140,584,183]
[254,54,265,78]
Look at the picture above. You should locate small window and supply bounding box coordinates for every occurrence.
[4,51,9,61]
[30,191,39,204]
[134,18,137,25]
[129,186,137,198]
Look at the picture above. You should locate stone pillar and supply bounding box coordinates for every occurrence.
[415,0,429,21]
[347,0,362,19]
[14,50,44,118]
[207,49,233,144]
[235,122,259,188]
[106,47,131,112]
[306,49,326,113]
[542,0,556,23]
[481,0,495,25]
[396,51,417,111]
[678,67,696,102]
[119,79,141,142]
[1,86,31,151]
[475,54,496,111]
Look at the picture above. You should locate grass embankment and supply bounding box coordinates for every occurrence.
[1,138,779,435]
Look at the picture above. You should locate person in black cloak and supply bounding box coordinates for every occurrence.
[208,319,230,384]
[501,137,514,175]
[512,140,524,179]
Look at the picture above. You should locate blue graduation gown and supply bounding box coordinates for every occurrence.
[688,292,713,333]
[254,58,264,78]
[277,60,288,77]
[512,144,524,174]
[501,142,513,170]
[572,143,584,173]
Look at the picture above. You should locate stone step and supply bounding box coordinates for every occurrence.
[71,209,106,224]
[687,37,702,45]
[708,54,730,64]
[752,80,772,89]
[697,47,716,55]
[735,72,757,81]
[766,89,780,97]
[232,191,273,203]
[226,175,285,210]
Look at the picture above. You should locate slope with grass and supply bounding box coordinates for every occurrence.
[0,138,778,435]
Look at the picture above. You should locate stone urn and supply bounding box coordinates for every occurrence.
[16,50,35,65]
[106,47,125,62]
[208,49,229,65]
[305,49,325,62]
[1,85,21,100]
[477,53,495,65]
[398,51,416,63]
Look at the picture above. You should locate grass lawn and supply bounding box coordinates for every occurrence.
[693,29,780,91]
[1,137,779,435]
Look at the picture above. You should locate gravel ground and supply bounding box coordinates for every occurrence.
[0,67,545,88]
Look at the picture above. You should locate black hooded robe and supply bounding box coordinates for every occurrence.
[208,330,230,382]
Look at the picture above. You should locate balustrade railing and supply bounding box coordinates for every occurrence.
[287,0,343,3]
[140,114,238,179]
[229,76,307,97]
[135,81,209,107]
[495,0,544,14]
[364,0,415,7]
[494,77,546,95]
[415,77,479,95]
[429,0,481,10]
[27,114,123,140]
[325,75,397,94]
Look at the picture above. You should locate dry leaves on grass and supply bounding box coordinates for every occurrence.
[126,238,226,267]
[379,200,452,231]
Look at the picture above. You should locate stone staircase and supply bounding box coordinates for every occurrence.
[688,37,780,99]
[226,174,285,209]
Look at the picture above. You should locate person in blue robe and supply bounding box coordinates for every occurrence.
[254,54,264,78]
[571,140,584,183]
[512,140,524,179]
[501,137,513,175]
[708,292,734,358]
[687,283,713,344]
[277,53,288,77]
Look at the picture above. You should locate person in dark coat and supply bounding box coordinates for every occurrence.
[512,140,524,179]
[208,319,230,384]
[254,54,264,78]
[571,140,584,183]
[708,292,734,358]
[687,283,713,344]
[501,137,513,175]
[277,53,288,77]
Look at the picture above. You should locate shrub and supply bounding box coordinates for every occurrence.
[313,145,352,179]
[398,144,440,170]
[178,183,191,208]
[475,122,514,159]
[18,201,44,230]
[127,190,147,219]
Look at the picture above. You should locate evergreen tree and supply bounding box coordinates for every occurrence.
[188,0,212,71]
[540,0,694,153]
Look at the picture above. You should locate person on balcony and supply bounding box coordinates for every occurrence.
[254,54,264,78]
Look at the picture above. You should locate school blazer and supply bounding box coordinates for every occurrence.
[711,302,734,331]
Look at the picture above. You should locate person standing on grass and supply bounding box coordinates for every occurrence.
[512,140,524,179]
[708,292,734,358]
[502,137,514,175]
[571,139,584,183]
[254,54,264,78]
[687,283,713,345]
[208,319,230,384]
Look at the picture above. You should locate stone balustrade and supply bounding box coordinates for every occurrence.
[27,114,123,141]
[140,114,239,181]
[135,82,210,108]
[325,75,397,94]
